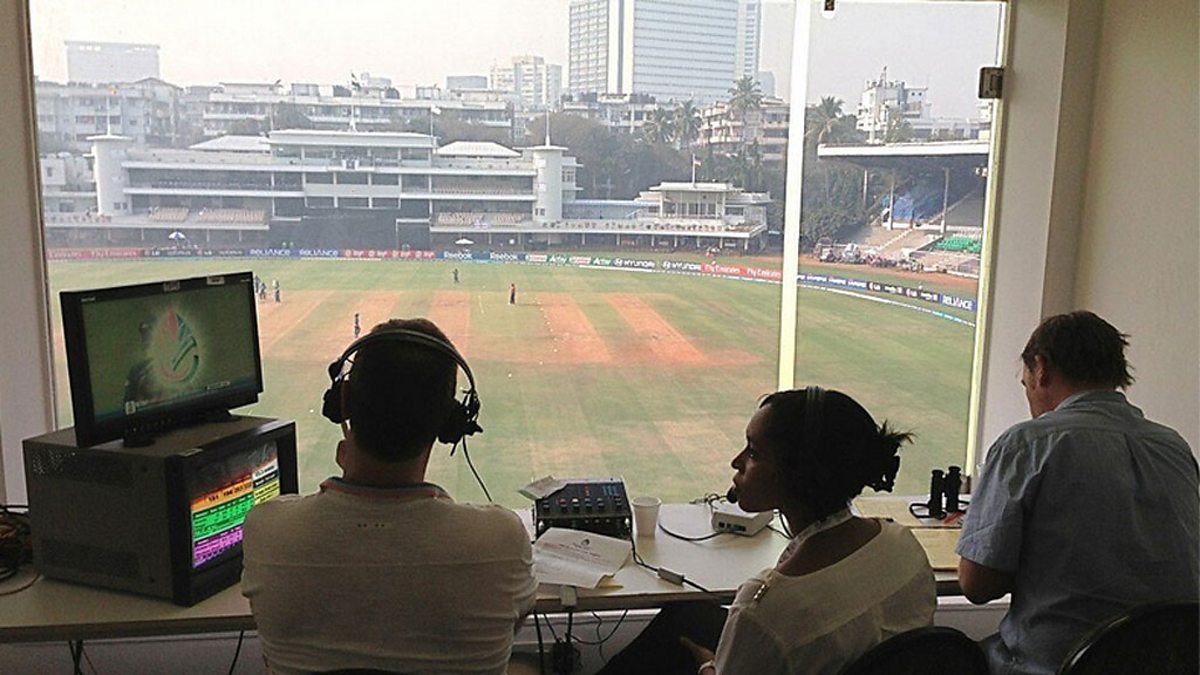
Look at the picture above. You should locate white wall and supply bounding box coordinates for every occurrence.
[975,0,1199,459]
[0,0,54,504]
[1073,0,1199,451]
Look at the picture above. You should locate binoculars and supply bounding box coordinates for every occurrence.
[925,466,963,519]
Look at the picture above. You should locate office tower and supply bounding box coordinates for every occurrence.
[735,0,762,79]
[65,41,160,84]
[567,0,739,104]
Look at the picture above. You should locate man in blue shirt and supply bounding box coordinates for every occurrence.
[957,311,1198,675]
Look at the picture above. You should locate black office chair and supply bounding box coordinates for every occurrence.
[1057,600,1199,675]
[838,626,988,675]
[317,670,408,675]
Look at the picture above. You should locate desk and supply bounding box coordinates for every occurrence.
[0,502,958,643]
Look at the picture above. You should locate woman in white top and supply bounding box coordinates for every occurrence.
[600,387,936,675]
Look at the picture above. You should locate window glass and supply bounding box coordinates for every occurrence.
[29,0,1001,506]
[792,1,1005,494]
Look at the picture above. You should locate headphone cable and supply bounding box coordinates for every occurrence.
[457,437,493,502]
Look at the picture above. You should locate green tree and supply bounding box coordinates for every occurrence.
[728,76,764,142]
[641,107,675,145]
[428,117,513,144]
[673,100,703,150]
[227,118,265,135]
[885,117,914,143]
[522,113,688,199]
[272,103,314,131]
[807,96,847,146]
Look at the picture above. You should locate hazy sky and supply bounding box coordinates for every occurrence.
[32,0,1002,119]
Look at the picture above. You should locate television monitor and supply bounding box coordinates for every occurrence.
[24,416,298,605]
[60,272,263,448]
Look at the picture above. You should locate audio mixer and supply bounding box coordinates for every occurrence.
[534,478,631,539]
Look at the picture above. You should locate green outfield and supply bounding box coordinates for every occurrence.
[47,257,978,507]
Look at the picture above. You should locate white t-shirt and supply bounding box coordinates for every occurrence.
[241,479,537,675]
[712,519,936,675]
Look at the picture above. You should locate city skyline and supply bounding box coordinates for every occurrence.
[32,0,1001,119]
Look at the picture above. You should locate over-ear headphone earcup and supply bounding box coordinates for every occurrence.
[322,379,345,424]
[437,399,482,445]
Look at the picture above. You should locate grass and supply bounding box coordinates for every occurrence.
[47,256,977,507]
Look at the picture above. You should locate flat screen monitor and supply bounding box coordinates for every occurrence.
[60,272,263,447]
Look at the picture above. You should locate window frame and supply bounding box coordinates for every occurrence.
[0,0,1102,502]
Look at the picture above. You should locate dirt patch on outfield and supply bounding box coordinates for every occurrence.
[426,290,473,355]
[290,291,406,363]
[256,290,333,357]
[607,294,707,366]
[537,293,614,364]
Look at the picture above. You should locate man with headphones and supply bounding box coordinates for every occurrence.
[241,318,537,675]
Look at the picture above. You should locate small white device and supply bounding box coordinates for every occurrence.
[711,502,774,536]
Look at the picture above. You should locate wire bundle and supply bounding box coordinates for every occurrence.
[0,504,31,583]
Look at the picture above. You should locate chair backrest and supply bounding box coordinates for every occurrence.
[838,626,988,675]
[1057,600,1200,675]
[317,670,408,675]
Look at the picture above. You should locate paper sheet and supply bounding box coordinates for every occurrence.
[519,475,568,501]
[533,528,632,588]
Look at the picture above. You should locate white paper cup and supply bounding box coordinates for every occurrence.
[632,496,662,538]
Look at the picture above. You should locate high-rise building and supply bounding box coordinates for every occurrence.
[567,0,740,104]
[735,0,762,79]
[567,0,609,97]
[490,55,562,111]
[65,41,160,84]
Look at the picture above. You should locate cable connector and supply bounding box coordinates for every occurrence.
[559,584,578,609]
[552,641,580,673]
[657,567,686,585]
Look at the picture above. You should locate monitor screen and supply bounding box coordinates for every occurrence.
[61,272,263,447]
[188,439,281,570]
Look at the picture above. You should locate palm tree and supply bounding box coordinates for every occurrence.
[641,107,675,145]
[807,96,845,147]
[673,100,703,150]
[885,117,914,143]
[727,76,764,143]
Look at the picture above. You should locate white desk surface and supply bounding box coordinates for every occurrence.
[0,501,957,643]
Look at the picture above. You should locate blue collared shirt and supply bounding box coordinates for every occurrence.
[957,390,1199,675]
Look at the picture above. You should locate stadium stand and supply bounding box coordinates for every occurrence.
[196,208,268,224]
[148,207,189,222]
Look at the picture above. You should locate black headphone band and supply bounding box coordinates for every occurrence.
[322,328,482,444]
[328,328,477,395]
[804,385,825,450]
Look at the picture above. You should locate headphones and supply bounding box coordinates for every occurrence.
[803,385,825,450]
[321,329,482,446]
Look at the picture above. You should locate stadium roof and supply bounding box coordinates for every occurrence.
[817,140,989,171]
[189,135,269,153]
[652,182,737,193]
[437,141,520,158]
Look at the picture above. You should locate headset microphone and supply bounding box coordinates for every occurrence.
[726,486,739,504]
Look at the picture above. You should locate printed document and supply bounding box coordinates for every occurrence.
[533,528,632,588]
